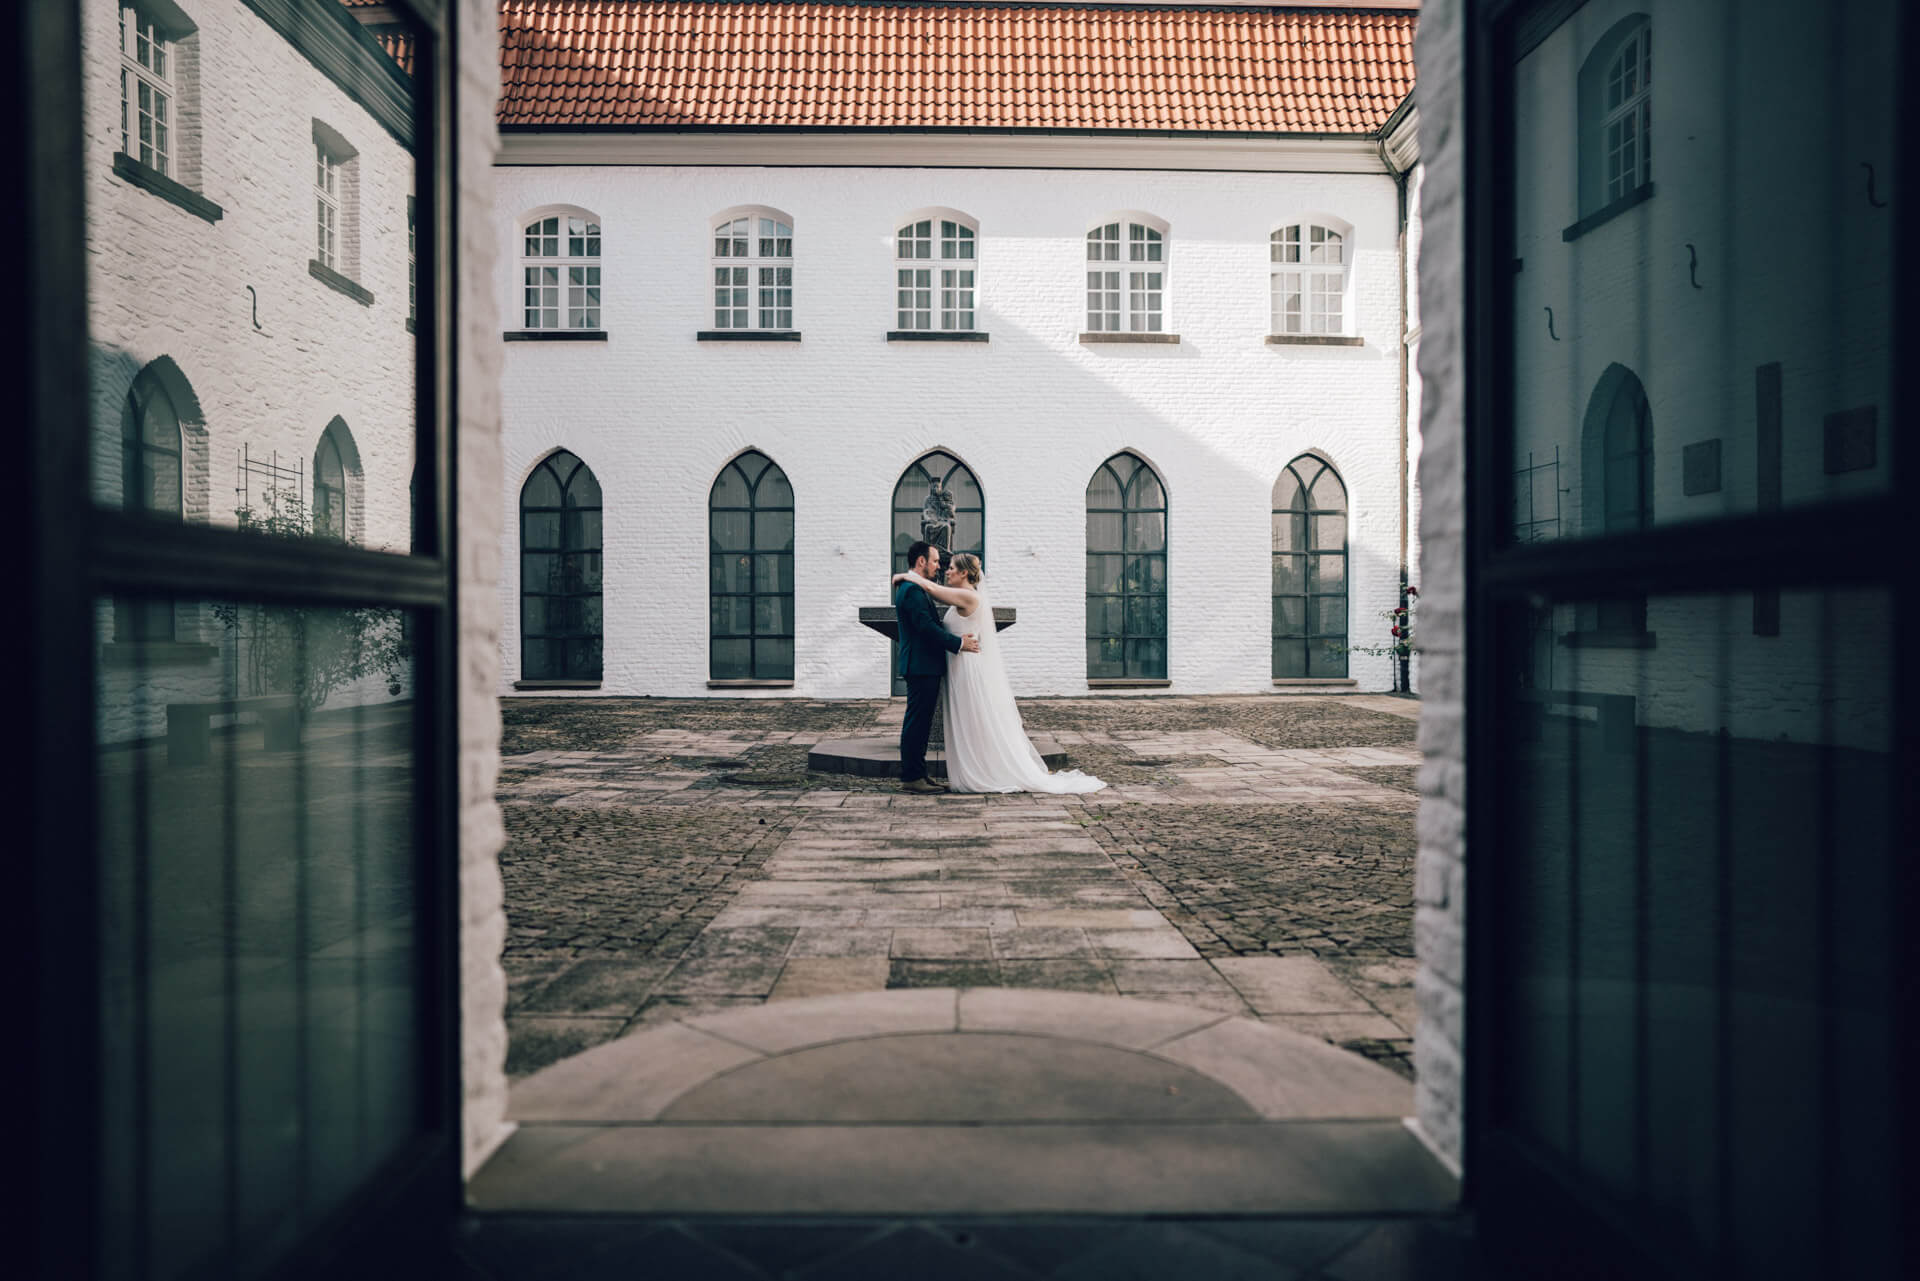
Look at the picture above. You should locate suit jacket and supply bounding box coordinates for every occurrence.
[894,580,963,679]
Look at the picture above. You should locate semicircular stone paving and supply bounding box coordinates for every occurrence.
[509,988,1413,1125]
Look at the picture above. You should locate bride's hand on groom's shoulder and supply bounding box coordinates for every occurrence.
[891,571,911,585]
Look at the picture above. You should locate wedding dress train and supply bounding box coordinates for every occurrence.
[940,588,1106,794]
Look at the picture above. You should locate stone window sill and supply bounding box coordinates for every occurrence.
[1080,332,1179,345]
[707,679,796,689]
[111,152,223,224]
[1087,678,1172,689]
[1272,677,1358,686]
[1266,334,1364,347]
[513,679,602,691]
[887,331,988,342]
[1559,630,1658,650]
[1562,182,1655,243]
[504,329,606,342]
[309,259,374,306]
[698,330,801,342]
[101,641,219,668]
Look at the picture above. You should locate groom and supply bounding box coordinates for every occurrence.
[896,540,979,794]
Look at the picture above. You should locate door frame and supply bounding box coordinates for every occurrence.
[9,0,465,1274]
[1460,0,1919,1275]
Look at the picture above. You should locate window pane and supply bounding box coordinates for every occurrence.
[753,511,794,552]
[752,554,795,594]
[709,511,751,552]
[96,601,424,1275]
[1086,512,1122,551]
[711,553,753,594]
[710,638,751,680]
[1086,555,1123,594]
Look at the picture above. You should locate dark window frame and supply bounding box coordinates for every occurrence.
[1271,454,1348,679]
[520,449,604,682]
[1085,451,1168,681]
[708,449,795,682]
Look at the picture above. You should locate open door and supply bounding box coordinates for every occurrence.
[12,1,462,1275]
[1464,0,1916,1276]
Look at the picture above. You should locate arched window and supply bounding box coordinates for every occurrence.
[712,208,792,331]
[709,451,795,681]
[895,213,976,332]
[1086,452,1167,680]
[1273,456,1349,678]
[520,208,601,331]
[892,451,984,694]
[1271,222,1349,336]
[115,366,183,641]
[1086,215,1166,333]
[313,426,348,541]
[520,450,603,681]
[1578,16,1652,216]
[1580,365,1653,634]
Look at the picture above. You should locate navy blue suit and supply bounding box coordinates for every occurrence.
[895,579,963,782]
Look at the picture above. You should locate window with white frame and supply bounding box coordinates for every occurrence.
[521,211,602,330]
[1603,22,1651,202]
[896,216,976,331]
[119,4,173,175]
[311,121,360,280]
[1086,217,1165,333]
[407,196,417,325]
[712,211,793,330]
[315,140,340,269]
[1271,224,1349,335]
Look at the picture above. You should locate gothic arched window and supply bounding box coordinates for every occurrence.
[709,450,795,681]
[1272,456,1349,678]
[115,365,183,641]
[1580,365,1653,634]
[520,450,603,681]
[312,424,349,542]
[891,451,984,694]
[1086,452,1168,680]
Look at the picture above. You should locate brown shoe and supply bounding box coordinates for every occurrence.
[926,776,952,791]
[900,776,942,794]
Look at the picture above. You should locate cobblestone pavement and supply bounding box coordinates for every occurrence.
[498,695,1421,1080]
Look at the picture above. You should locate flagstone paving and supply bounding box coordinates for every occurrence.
[498,695,1421,1080]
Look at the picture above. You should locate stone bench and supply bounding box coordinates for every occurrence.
[1519,688,1636,754]
[166,695,301,767]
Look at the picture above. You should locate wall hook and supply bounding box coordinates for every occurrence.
[1863,162,1888,209]
[1685,243,1704,290]
[245,285,262,330]
[1544,306,1560,341]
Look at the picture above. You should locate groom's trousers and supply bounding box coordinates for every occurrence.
[900,675,942,783]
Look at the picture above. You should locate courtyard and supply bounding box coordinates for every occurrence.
[497,694,1422,1084]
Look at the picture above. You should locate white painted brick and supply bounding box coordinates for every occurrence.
[494,164,1418,697]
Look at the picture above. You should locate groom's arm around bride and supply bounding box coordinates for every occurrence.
[894,541,975,791]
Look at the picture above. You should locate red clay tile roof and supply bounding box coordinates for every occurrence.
[498,2,1416,134]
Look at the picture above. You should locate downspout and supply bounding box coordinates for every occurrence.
[1383,135,1413,694]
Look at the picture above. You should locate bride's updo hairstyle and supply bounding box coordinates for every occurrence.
[951,552,984,586]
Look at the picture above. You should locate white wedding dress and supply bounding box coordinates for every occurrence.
[940,587,1106,794]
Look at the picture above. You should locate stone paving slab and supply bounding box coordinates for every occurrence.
[498,695,1419,1083]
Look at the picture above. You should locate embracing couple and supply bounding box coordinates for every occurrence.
[891,540,1106,796]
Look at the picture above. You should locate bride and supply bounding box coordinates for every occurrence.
[892,553,1106,795]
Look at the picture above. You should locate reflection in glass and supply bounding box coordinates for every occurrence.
[1272,456,1348,678]
[1497,589,1894,1273]
[1086,452,1168,679]
[520,451,603,681]
[98,597,420,1279]
[90,1,423,555]
[1508,6,1892,534]
[709,450,795,681]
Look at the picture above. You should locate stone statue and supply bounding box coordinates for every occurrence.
[919,481,956,551]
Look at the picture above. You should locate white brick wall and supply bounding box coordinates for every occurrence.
[495,163,1417,697]
[1411,0,1467,1172]
[85,0,419,742]
[454,0,511,1178]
